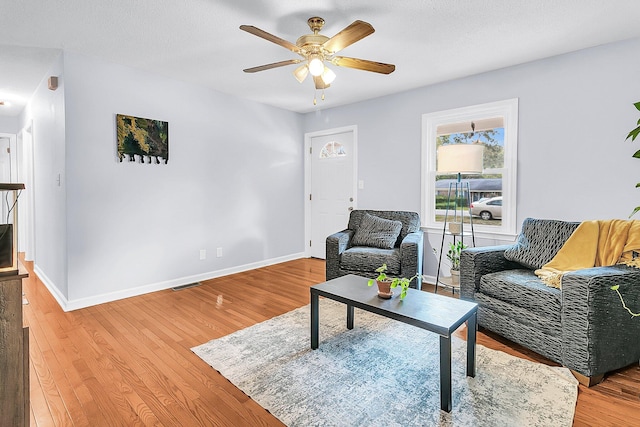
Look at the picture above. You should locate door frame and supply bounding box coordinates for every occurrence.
[16,123,35,261]
[304,125,358,258]
[0,134,16,235]
[0,133,18,182]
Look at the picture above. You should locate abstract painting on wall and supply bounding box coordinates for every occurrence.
[116,114,169,164]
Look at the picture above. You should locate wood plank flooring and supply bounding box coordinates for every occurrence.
[20,257,640,426]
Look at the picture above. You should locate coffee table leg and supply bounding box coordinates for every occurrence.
[440,335,452,412]
[346,304,354,329]
[467,311,477,377]
[311,291,319,350]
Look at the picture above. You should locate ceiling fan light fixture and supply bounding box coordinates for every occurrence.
[240,16,395,104]
[293,64,309,83]
[321,66,336,85]
[308,56,324,76]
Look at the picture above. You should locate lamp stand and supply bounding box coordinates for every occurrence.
[435,173,475,294]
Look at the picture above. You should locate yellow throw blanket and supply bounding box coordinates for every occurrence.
[534,219,640,288]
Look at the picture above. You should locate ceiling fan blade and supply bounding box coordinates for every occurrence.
[323,20,375,54]
[243,59,302,73]
[313,75,330,90]
[332,56,396,74]
[240,25,301,53]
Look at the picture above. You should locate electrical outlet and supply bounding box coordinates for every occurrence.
[200,249,206,260]
[216,247,223,258]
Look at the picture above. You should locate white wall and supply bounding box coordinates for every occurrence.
[303,37,640,277]
[0,116,19,134]
[17,36,640,304]
[19,53,68,297]
[26,51,305,310]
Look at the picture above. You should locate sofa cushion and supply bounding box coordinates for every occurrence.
[478,269,562,323]
[350,213,403,249]
[340,247,401,275]
[504,218,580,269]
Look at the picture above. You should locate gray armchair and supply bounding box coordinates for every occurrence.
[326,210,424,289]
[460,218,640,386]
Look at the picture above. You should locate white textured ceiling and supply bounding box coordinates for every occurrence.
[2,0,640,117]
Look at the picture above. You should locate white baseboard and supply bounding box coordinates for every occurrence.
[35,252,306,312]
[34,264,69,310]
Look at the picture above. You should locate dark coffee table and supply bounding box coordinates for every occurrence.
[310,274,478,413]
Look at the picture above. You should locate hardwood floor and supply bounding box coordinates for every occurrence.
[20,257,640,426]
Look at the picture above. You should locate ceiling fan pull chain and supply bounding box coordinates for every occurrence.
[313,90,317,105]
[321,89,325,101]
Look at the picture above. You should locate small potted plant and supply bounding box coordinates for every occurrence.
[367,264,419,300]
[447,241,468,287]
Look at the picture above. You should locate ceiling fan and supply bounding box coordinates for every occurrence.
[240,17,395,102]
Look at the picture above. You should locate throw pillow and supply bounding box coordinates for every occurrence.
[504,218,580,270]
[351,213,403,249]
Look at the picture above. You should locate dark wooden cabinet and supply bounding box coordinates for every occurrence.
[0,272,29,427]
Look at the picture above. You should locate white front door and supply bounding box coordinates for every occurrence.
[306,126,357,259]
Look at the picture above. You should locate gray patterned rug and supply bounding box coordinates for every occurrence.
[192,299,578,426]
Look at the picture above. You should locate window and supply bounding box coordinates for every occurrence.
[421,99,518,237]
[319,141,347,158]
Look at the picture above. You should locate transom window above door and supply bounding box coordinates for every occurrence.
[320,141,347,158]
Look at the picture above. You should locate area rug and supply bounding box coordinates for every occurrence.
[192,299,578,426]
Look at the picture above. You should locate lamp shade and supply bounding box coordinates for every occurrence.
[437,144,484,174]
[293,64,309,83]
[321,66,336,85]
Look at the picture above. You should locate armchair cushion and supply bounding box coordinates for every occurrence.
[504,218,579,269]
[350,213,403,249]
[348,210,421,246]
[341,247,401,275]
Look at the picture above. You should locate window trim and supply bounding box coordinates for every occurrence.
[421,98,519,238]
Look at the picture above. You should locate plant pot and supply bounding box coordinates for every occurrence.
[451,269,460,288]
[376,280,393,299]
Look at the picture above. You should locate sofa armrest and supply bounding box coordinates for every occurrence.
[400,231,424,288]
[561,265,640,377]
[460,245,521,301]
[325,229,354,280]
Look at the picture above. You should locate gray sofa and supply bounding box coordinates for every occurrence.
[326,210,423,289]
[460,218,640,385]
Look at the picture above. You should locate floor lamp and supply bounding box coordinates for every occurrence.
[435,143,483,293]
